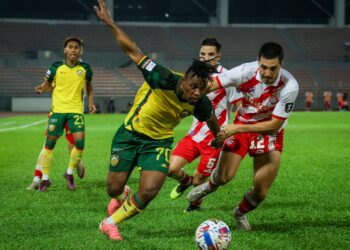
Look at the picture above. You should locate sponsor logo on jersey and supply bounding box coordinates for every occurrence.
[269,91,279,104]
[141,59,151,69]
[110,154,119,167]
[141,58,156,72]
[285,103,294,113]
[145,61,156,72]
[77,70,83,76]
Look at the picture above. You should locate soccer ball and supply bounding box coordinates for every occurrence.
[195,219,232,250]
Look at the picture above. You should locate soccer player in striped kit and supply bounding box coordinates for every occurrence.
[188,42,299,230]
[168,38,242,212]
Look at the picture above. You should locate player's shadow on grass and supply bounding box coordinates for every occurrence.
[261,200,305,209]
[134,228,194,239]
[253,219,350,232]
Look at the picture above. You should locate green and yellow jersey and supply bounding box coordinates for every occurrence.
[124,56,214,140]
[45,61,93,114]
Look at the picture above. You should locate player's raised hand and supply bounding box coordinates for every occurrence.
[94,0,114,26]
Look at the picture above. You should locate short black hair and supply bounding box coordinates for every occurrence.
[201,38,221,53]
[185,58,218,87]
[258,42,284,63]
[64,36,84,48]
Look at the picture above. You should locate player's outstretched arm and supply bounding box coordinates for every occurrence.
[34,80,52,94]
[94,0,144,64]
[205,115,222,148]
[212,117,285,145]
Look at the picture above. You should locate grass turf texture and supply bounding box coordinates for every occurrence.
[0,112,349,249]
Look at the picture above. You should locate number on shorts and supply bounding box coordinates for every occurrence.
[156,147,171,162]
[206,158,217,169]
[73,115,84,126]
[250,136,264,150]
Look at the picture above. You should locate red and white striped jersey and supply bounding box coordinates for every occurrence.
[188,65,243,144]
[216,61,298,126]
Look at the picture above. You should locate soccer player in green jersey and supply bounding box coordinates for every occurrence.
[94,0,221,241]
[34,36,96,192]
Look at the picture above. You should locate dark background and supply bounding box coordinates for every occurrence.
[0,0,345,24]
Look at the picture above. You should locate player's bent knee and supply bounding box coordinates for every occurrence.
[138,188,159,203]
[107,184,124,198]
[74,139,84,150]
[168,167,181,176]
[45,137,58,149]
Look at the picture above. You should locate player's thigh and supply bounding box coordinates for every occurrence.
[66,113,85,134]
[171,135,200,168]
[108,126,138,173]
[217,150,243,181]
[47,113,67,137]
[137,136,174,174]
[253,150,281,191]
[139,170,167,194]
[169,155,189,174]
[219,133,249,180]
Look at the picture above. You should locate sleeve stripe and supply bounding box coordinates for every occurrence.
[137,55,148,66]
[216,76,223,89]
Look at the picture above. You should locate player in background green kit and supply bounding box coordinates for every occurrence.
[34,36,96,192]
[94,0,221,241]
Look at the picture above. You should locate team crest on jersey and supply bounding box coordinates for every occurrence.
[285,103,294,113]
[77,70,83,76]
[180,110,191,117]
[269,91,279,104]
[48,124,55,132]
[110,154,119,167]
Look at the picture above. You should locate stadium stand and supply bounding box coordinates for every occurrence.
[0,21,349,111]
[320,69,350,92]
[288,28,350,61]
[171,27,297,61]
[93,67,135,97]
[117,67,145,87]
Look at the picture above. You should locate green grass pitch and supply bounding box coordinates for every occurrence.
[0,112,349,249]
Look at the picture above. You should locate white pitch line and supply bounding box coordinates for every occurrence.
[0,119,46,133]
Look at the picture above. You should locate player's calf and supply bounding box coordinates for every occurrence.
[107,185,131,216]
